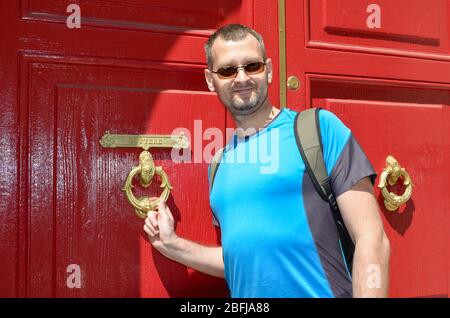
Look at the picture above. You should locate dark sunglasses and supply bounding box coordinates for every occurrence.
[212,61,266,79]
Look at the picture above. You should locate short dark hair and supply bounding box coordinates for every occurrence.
[204,24,266,70]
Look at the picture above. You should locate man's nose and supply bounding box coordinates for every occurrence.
[234,67,250,84]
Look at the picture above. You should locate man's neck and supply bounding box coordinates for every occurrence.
[233,102,280,138]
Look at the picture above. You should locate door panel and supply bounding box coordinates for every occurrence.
[287,0,450,297]
[21,0,243,30]
[308,75,449,297]
[307,0,450,60]
[20,54,227,297]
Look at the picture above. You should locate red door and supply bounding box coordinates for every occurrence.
[0,0,279,297]
[286,0,450,297]
[3,0,446,299]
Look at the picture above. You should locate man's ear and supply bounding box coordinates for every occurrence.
[266,58,273,84]
[204,69,215,92]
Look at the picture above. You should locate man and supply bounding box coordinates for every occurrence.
[143,24,390,298]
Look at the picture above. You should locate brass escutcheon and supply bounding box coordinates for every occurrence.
[287,75,300,91]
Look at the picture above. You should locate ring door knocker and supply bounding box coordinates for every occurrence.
[123,150,172,219]
[100,131,189,218]
[377,155,413,212]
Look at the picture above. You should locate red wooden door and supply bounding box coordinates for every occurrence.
[0,0,279,297]
[286,0,450,297]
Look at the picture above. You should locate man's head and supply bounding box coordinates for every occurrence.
[204,24,273,116]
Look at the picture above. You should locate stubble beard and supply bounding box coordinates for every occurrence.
[225,88,268,117]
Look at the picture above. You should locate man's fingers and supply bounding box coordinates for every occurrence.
[147,211,159,228]
[157,200,172,221]
[144,199,174,245]
[143,225,158,244]
[144,218,158,235]
[143,224,154,236]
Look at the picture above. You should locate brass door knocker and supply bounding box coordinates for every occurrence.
[378,155,413,212]
[123,150,172,218]
[100,131,189,218]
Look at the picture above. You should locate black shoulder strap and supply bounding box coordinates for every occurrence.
[294,108,355,275]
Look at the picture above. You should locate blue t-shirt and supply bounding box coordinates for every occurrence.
[209,108,376,298]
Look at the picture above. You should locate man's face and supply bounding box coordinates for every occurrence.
[205,35,273,116]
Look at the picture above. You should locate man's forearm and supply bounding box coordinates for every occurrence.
[352,233,390,297]
[160,236,225,278]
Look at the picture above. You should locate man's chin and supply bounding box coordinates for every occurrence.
[229,102,260,116]
[224,91,268,116]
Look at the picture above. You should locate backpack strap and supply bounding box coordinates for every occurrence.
[294,108,355,275]
[208,147,224,195]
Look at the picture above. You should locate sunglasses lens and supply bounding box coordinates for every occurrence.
[244,62,265,74]
[217,67,237,78]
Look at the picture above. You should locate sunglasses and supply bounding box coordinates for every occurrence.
[212,61,266,79]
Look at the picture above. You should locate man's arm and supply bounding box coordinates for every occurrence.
[143,200,225,278]
[336,177,391,298]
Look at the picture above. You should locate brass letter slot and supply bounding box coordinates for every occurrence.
[99,131,189,150]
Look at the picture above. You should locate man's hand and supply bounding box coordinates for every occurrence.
[143,199,179,255]
[142,199,225,278]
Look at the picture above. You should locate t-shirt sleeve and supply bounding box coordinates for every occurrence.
[319,110,377,197]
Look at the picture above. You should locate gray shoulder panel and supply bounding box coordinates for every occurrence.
[302,173,353,298]
[330,135,377,197]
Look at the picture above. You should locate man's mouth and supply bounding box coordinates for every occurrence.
[233,87,254,94]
